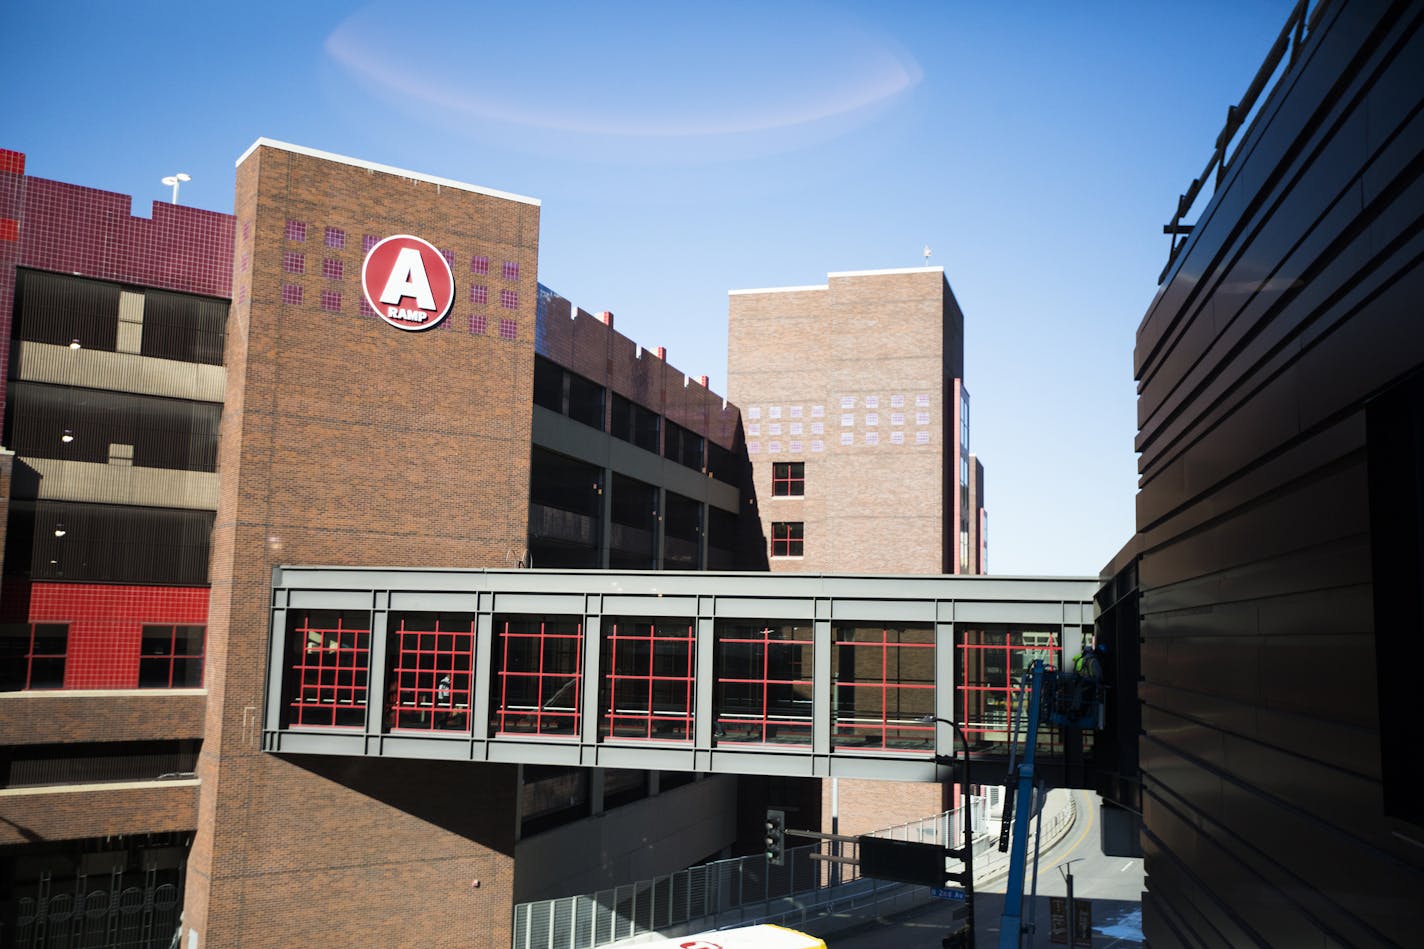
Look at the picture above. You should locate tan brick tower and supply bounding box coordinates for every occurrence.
[183,141,539,947]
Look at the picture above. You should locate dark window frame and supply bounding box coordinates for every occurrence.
[772,462,805,497]
[771,521,804,558]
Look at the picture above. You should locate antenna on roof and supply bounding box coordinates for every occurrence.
[162,173,191,204]
[923,244,932,265]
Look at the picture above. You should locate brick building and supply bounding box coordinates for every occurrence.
[726,268,991,842]
[0,141,783,948]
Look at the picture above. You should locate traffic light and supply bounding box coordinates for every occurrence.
[764,808,786,865]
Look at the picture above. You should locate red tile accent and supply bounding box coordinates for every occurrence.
[0,149,24,175]
[5,581,209,689]
[0,218,17,242]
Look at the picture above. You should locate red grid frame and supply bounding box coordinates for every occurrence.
[137,624,205,688]
[387,614,474,732]
[772,462,805,497]
[287,613,371,728]
[957,627,1062,753]
[493,617,583,737]
[713,623,814,746]
[770,522,804,557]
[1,623,68,690]
[601,619,695,743]
[831,625,934,752]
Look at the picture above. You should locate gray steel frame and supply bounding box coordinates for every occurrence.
[263,569,1095,782]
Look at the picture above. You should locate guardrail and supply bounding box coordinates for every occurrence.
[1160,0,1331,283]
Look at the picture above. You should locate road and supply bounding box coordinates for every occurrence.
[828,791,1144,948]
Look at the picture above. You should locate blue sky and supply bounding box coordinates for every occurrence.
[6,0,1292,576]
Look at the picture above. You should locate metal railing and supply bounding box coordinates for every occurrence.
[1160,0,1332,283]
[511,798,989,949]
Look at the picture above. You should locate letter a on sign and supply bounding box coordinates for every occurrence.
[361,235,455,332]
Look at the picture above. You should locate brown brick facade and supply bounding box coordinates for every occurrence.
[184,142,539,948]
[0,691,204,745]
[727,269,965,575]
[0,781,197,847]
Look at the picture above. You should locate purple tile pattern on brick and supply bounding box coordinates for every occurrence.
[285,220,306,242]
[471,255,489,275]
[500,289,518,310]
[322,258,343,280]
[324,227,345,249]
[502,260,518,280]
[282,284,303,306]
[499,318,517,341]
[320,290,341,313]
[282,251,305,274]
[469,314,487,335]
[470,285,487,306]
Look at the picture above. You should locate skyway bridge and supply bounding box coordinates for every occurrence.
[262,569,1096,783]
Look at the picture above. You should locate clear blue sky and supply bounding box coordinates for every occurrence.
[6,0,1293,576]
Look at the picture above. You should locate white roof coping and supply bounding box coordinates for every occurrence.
[827,266,944,278]
[235,138,541,207]
[728,284,828,296]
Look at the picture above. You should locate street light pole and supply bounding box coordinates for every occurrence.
[924,715,976,948]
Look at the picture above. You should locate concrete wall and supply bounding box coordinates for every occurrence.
[514,774,738,902]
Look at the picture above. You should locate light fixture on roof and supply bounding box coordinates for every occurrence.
[53,524,66,538]
[60,429,75,443]
[162,172,192,204]
[69,338,81,350]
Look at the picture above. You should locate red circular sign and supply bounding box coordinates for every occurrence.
[361,234,455,332]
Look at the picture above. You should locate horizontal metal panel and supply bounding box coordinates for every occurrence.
[828,599,935,623]
[15,341,226,403]
[378,735,474,761]
[388,592,480,613]
[952,601,1063,625]
[287,590,371,610]
[492,593,586,615]
[711,597,815,620]
[601,595,699,616]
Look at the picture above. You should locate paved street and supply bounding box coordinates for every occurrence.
[829,791,1144,948]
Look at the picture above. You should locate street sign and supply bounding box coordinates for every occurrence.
[1049,897,1093,947]
[931,887,967,902]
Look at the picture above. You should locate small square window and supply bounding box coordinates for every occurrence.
[441,249,455,268]
[285,220,306,242]
[748,423,760,436]
[841,414,854,427]
[470,285,488,305]
[916,394,931,407]
[469,314,488,335]
[891,395,905,408]
[502,260,519,280]
[324,227,346,249]
[789,406,803,419]
[916,412,930,426]
[840,396,855,409]
[767,423,782,436]
[768,441,782,454]
[772,462,805,497]
[501,289,519,310]
[364,234,380,253]
[789,422,803,435]
[811,440,824,452]
[841,432,854,446]
[865,432,880,446]
[472,255,490,275]
[891,413,905,426]
[811,422,824,435]
[320,290,342,313]
[322,258,344,280]
[499,318,517,341]
[811,405,824,418]
[281,284,303,306]
[748,442,760,454]
[769,406,782,419]
[865,396,879,409]
[890,431,905,445]
[282,252,305,274]
[748,407,761,420]
[865,413,879,427]
[916,431,930,444]
[771,522,804,557]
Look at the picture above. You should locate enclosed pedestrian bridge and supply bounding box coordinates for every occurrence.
[263,569,1097,783]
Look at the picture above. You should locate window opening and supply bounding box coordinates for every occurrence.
[285,611,371,728]
[832,624,934,751]
[492,616,583,737]
[771,522,804,557]
[772,462,805,497]
[713,622,813,746]
[138,625,205,688]
[957,626,1062,755]
[600,618,695,742]
[0,623,68,691]
[386,613,475,732]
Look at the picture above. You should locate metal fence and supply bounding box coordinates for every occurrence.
[512,797,990,949]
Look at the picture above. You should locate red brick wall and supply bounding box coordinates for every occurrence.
[0,690,204,745]
[186,143,539,949]
[0,780,198,846]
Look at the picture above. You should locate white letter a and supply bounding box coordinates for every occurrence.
[379,248,437,310]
